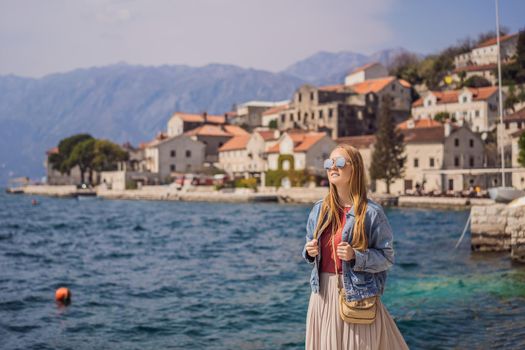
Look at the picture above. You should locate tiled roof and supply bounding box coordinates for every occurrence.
[504,106,525,122]
[262,104,289,116]
[400,126,446,143]
[223,125,249,136]
[476,33,517,48]
[336,135,376,149]
[172,112,226,124]
[184,124,232,137]
[412,86,498,107]
[218,135,251,152]
[46,147,59,155]
[397,118,443,129]
[267,131,326,153]
[399,79,412,88]
[257,130,279,141]
[349,62,381,74]
[350,77,396,94]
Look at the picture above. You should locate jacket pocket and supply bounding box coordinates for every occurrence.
[351,271,374,287]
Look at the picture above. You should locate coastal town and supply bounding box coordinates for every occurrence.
[25,30,524,204]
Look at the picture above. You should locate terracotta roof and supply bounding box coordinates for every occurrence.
[218,135,251,152]
[257,130,279,141]
[172,112,226,124]
[504,106,525,122]
[318,84,346,92]
[476,33,517,48]
[223,125,249,136]
[336,135,376,149]
[267,131,326,153]
[397,118,443,129]
[350,77,396,94]
[184,124,232,137]
[412,86,498,107]
[399,79,412,88]
[349,62,381,74]
[454,63,497,73]
[262,104,290,116]
[46,147,59,155]
[400,126,446,143]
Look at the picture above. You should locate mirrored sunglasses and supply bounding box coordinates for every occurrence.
[323,156,350,170]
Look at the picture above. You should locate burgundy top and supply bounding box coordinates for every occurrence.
[319,206,352,274]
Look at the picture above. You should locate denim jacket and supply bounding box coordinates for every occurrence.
[301,198,395,302]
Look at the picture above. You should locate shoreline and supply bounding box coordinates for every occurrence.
[5,184,495,209]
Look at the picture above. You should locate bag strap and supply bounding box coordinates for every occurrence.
[331,230,343,292]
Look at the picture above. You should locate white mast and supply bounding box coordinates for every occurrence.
[496,0,505,187]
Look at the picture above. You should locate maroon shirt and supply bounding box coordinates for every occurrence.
[319,206,352,274]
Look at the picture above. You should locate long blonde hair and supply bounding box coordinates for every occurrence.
[313,144,369,251]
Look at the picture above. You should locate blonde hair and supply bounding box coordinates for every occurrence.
[313,144,369,251]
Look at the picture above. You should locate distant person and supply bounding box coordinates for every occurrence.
[302,144,408,350]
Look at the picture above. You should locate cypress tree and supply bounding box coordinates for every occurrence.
[370,94,406,194]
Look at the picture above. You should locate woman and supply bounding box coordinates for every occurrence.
[302,144,408,350]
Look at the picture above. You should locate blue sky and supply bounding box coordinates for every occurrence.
[0,0,524,77]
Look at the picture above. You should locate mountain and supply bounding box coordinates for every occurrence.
[282,48,421,85]
[0,63,304,184]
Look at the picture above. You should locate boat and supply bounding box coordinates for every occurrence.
[486,0,525,204]
[488,187,525,203]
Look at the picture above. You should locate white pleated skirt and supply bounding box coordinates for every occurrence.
[306,272,409,350]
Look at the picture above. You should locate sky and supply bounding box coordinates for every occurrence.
[1,0,524,78]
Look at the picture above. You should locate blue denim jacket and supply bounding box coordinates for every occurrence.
[301,198,395,301]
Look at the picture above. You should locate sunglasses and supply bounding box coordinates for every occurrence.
[323,156,351,170]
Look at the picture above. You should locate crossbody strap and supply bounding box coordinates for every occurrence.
[331,231,343,292]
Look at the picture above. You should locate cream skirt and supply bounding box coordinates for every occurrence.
[306,272,409,350]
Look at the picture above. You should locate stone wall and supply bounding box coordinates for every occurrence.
[471,204,525,263]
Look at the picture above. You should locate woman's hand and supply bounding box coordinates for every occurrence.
[305,239,319,258]
[337,242,355,261]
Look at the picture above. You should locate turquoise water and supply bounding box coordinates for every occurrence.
[1,192,524,349]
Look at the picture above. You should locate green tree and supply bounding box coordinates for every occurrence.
[370,95,406,194]
[49,134,94,175]
[518,132,525,167]
[462,75,492,88]
[92,139,129,172]
[505,84,519,112]
[268,119,278,129]
[68,138,96,184]
[501,28,525,84]
[434,112,450,123]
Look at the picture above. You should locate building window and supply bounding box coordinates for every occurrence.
[289,113,293,121]
[454,156,460,166]
[319,110,323,119]
[414,158,419,168]
[310,92,314,100]
[518,121,523,129]
[475,110,480,117]
[298,93,302,102]
[505,122,509,130]
[298,112,302,121]
[281,114,285,123]
[170,164,176,171]
[469,139,474,147]
[391,84,395,91]
[186,150,191,158]
[462,96,467,103]
[429,157,435,167]
[329,108,333,118]
[170,150,176,157]
[469,156,474,167]
[454,138,459,147]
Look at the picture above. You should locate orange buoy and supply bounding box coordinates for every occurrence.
[55,287,71,303]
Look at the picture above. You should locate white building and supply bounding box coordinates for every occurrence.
[454,33,518,68]
[412,86,502,132]
[344,62,389,86]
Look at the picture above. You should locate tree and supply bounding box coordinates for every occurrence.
[68,138,96,184]
[518,132,525,167]
[268,119,278,129]
[370,95,406,194]
[501,28,525,84]
[505,84,519,112]
[434,112,450,123]
[49,134,94,175]
[92,139,128,172]
[462,75,492,88]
